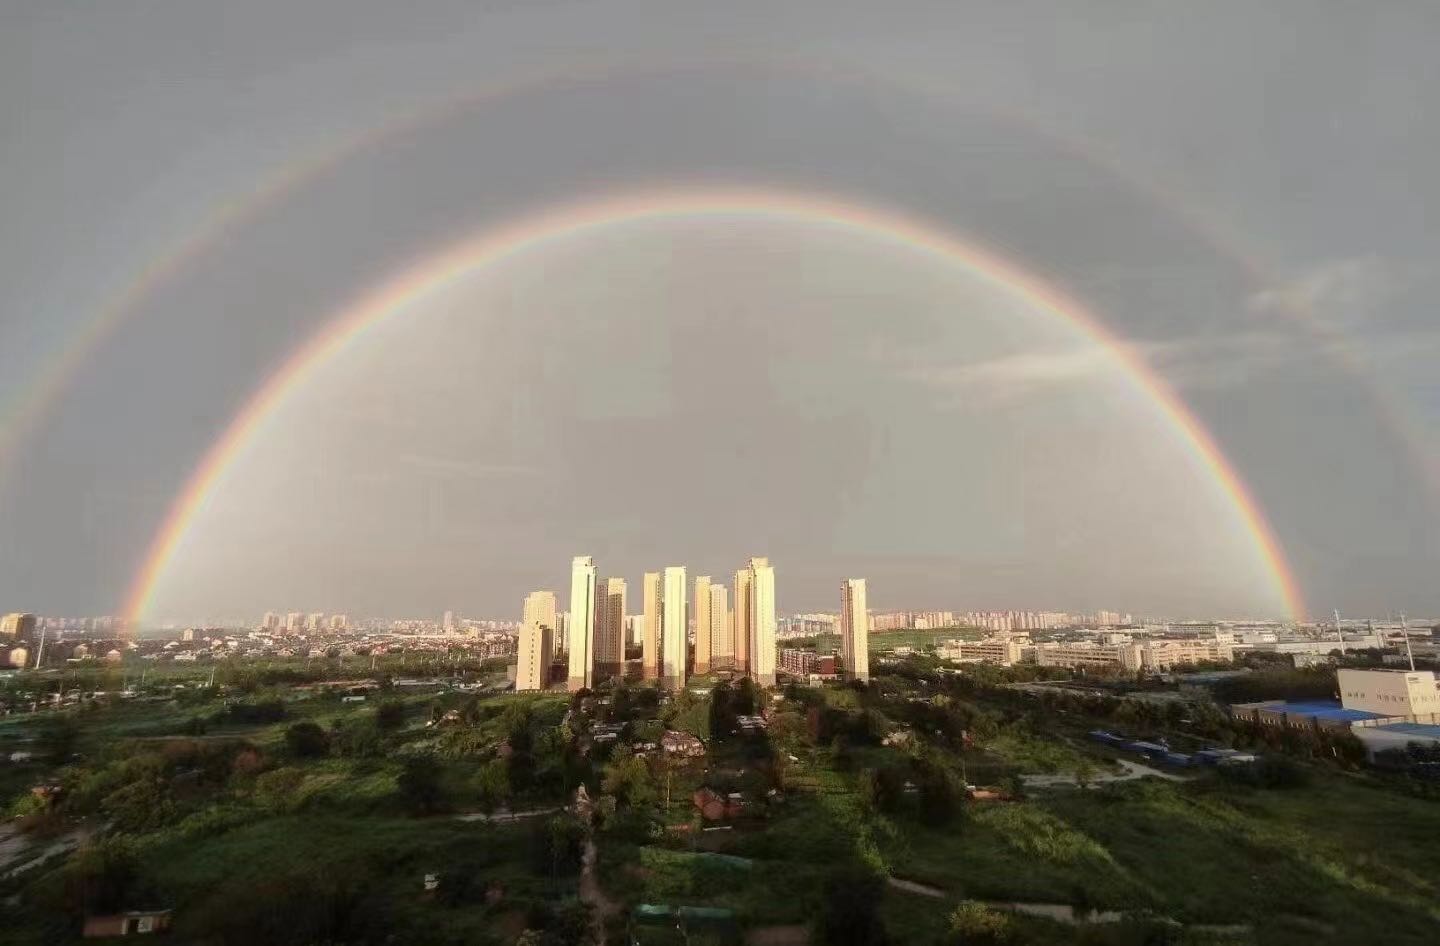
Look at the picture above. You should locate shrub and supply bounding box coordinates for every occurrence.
[284,721,331,758]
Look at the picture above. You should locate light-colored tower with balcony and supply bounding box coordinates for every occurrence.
[693,576,712,675]
[840,578,870,682]
[708,584,732,669]
[747,557,777,686]
[594,577,627,682]
[642,572,662,681]
[566,556,597,691]
[662,566,688,689]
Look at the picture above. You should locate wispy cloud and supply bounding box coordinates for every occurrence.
[894,331,1311,406]
[1247,256,1399,322]
[395,454,539,479]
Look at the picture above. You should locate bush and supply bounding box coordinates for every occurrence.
[946,901,1016,945]
[398,753,445,814]
[375,699,406,731]
[284,722,331,758]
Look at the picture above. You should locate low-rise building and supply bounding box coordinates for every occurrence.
[937,636,1028,666]
[1034,641,1143,671]
[779,649,836,678]
[1337,668,1440,722]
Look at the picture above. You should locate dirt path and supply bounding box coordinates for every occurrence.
[579,837,620,943]
[1021,758,1186,789]
[453,806,561,823]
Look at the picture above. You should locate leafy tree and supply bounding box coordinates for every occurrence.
[375,699,407,730]
[478,759,511,813]
[284,721,331,758]
[38,714,80,765]
[398,753,446,813]
[601,750,655,808]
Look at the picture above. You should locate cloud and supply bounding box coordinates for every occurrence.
[906,347,1117,398]
[1247,256,1398,321]
[395,454,539,479]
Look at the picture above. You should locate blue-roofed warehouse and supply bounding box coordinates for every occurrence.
[1230,699,1404,731]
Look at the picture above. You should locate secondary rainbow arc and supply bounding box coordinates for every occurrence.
[122,186,1308,625]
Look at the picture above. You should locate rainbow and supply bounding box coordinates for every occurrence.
[6,56,1431,518]
[121,186,1308,625]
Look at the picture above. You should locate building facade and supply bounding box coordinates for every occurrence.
[732,567,752,674]
[566,556,597,691]
[693,576,712,675]
[839,578,870,682]
[708,584,732,670]
[662,566,688,689]
[594,577,627,682]
[642,572,662,681]
[747,557,777,686]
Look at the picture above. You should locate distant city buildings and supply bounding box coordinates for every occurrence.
[839,579,869,682]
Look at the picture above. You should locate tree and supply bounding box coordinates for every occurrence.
[284,721,331,758]
[398,753,445,813]
[1073,758,1096,790]
[817,864,888,946]
[601,750,655,809]
[375,699,406,730]
[38,714,80,765]
[478,759,511,814]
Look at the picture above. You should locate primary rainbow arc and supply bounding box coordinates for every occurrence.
[122,185,1308,625]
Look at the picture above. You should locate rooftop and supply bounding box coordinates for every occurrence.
[1372,722,1440,738]
[1266,700,1393,722]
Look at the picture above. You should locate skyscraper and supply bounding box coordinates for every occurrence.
[261,612,281,631]
[443,610,457,632]
[567,556,597,691]
[516,610,553,692]
[840,578,870,682]
[594,577,627,682]
[329,614,348,631]
[521,590,558,689]
[286,612,304,632]
[693,576,712,675]
[523,591,558,642]
[662,566,688,688]
[732,568,753,674]
[307,612,326,632]
[708,584,732,669]
[642,572,662,681]
[747,558,777,686]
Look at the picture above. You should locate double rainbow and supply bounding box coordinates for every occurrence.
[123,186,1307,625]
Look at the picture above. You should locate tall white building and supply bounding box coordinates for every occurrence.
[746,557,777,687]
[709,584,732,668]
[443,610,457,632]
[261,612,281,631]
[662,566,688,689]
[307,612,326,632]
[693,576,712,675]
[285,612,304,632]
[840,578,870,682]
[329,614,348,631]
[567,556,598,691]
[642,572,662,681]
[516,590,555,692]
[594,577,627,682]
[732,568,753,674]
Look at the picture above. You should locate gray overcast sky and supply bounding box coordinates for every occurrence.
[1,1,1438,622]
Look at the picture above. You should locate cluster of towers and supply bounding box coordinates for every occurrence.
[516,556,780,692]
